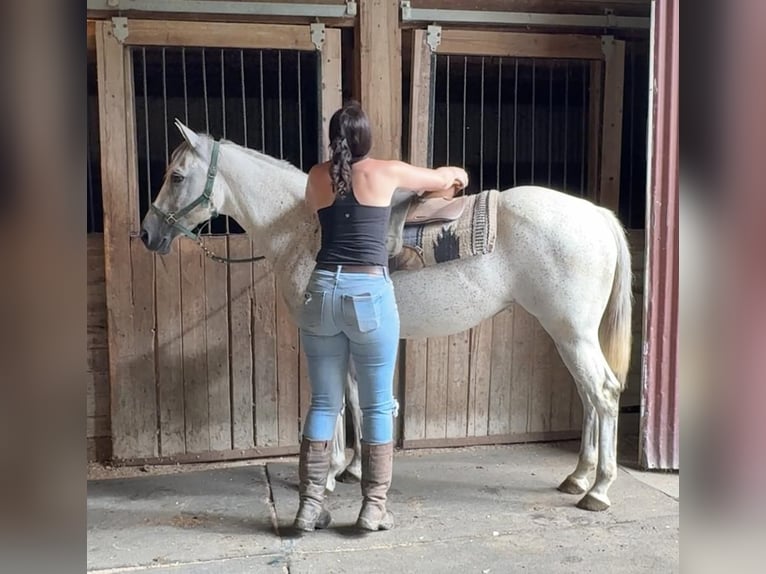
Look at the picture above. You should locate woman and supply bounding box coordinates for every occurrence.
[294,101,469,532]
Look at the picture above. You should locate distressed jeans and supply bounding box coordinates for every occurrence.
[298,266,400,444]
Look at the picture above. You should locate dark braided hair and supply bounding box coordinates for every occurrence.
[328,101,372,197]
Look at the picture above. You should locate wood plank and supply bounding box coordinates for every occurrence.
[87,416,112,438]
[87,437,112,462]
[359,0,402,160]
[402,430,580,450]
[180,238,210,453]
[253,261,278,447]
[439,30,604,60]
[488,309,513,435]
[228,236,255,450]
[298,339,310,438]
[510,305,535,434]
[403,339,428,440]
[320,28,343,161]
[125,20,316,51]
[467,319,492,437]
[96,20,143,460]
[529,321,554,433]
[599,37,626,211]
[446,330,470,438]
[587,61,603,200]
[155,242,186,456]
[409,29,432,165]
[425,336,449,439]
[203,236,231,451]
[127,238,158,456]
[276,292,300,446]
[116,445,301,467]
[549,342,575,431]
[402,28,431,443]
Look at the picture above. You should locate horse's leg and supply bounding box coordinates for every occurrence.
[337,367,362,483]
[326,411,346,492]
[558,386,598,495]
[555,337,621,511]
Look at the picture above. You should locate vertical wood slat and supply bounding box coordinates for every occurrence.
[599,37,626,211]
[97,22,158,459]
[510,305,535,434]
[204,236,231,451]
[467,320,492,437]
[228,236,255,450]
[320,28,343,161]
[587,61,603,201]
[425,337,449,438]
[488,309,513,435]
[529,320,553,433]
[402,28,433,443]
[446,330,470,438]
[253,260,278,447]
[359,0,402,160]
[276,293,300,446]
[155,242,185,456]
[180,239,209,453]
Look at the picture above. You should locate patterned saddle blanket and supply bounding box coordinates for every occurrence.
[386,189,500,272]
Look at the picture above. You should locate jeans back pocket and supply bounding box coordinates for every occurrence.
[342,293,381,333]
[300,290,326,332]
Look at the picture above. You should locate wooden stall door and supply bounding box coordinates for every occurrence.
[402,29,625,448]
[97,20,341,463]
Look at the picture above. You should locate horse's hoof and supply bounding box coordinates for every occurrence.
[336,469,361,484]
[576,493,611,512]
[558,476,588,495]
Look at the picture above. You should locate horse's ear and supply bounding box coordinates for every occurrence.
[175,119,200,149]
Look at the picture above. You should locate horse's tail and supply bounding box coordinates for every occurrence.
[598,208,633,390]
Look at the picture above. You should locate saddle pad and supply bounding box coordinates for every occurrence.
[401,189,499,267]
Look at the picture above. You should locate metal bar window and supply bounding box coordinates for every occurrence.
[431,55,591,197]
[130,47,320,235]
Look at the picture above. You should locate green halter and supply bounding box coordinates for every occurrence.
[150,141,263,264]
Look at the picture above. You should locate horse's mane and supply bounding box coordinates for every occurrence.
[169,136,306,176]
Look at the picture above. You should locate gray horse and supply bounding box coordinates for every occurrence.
[141,121,632,511]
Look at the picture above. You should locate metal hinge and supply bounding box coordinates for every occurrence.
[346,1,357,16]
[310,23,326,51]
[426,24,442,52]
[400,0,412,20]
[111,17,129,44]
[601,34,615,59]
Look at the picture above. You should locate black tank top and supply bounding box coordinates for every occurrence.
[316,189,392,267]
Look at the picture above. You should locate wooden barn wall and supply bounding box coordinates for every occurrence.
[87,12,650,462]
[87,235,111,461]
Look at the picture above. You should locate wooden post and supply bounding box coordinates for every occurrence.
[96,21,158,459]
[587,61,603,201]
[358,0,402,160]
[321,28,343,160]
[599,36,626,211]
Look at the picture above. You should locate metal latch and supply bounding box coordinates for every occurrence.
[346,1,357,16]
[310,23,326,51]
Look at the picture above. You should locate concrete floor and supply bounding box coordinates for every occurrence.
[87,440,678,573]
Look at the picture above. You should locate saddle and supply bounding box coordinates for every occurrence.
[386,194,468,272]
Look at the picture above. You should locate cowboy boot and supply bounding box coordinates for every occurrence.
[356,441,395,531]
[293,440,332,531]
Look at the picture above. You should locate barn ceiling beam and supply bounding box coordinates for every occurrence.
[87,0,356,19]
[399,1,649,30]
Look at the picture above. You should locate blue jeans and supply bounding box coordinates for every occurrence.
[298,266,400,444]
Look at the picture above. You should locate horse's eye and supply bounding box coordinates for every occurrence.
[171,173,184,184]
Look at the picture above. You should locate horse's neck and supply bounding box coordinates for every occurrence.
[218,145,318,312]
